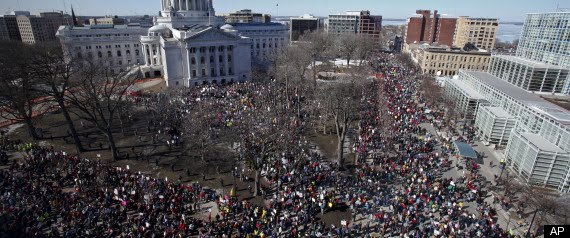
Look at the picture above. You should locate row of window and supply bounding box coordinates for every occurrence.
[73,34,131,38]
[77,44,139,50]
[190,55,232,64]
[77,49,140,59]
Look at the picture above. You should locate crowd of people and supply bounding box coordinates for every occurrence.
[0,53,521,237]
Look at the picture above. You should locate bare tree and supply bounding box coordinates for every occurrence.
[0,40,44,140]
[335,34,359,70]
[298,31,334,87]
[29,42,85,152]
[420,75,442,108]
[65,63,139,160]
[355,35,377,67]
[316,79,366,167]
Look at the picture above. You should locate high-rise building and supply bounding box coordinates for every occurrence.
[453,17,499,50]
[0,13,27,41]
[17,12,72,44]
[290,14,319,41]
[327,11,382,39]
[516,12,570,68]
[405,10,457,47]
[225,9,271,24]
[488,11,570,95]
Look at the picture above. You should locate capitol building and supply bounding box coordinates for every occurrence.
[56,0,289,87]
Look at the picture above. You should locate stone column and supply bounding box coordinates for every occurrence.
[223,46,229,77]
[214,46,220,77]
[145,44,151,66]
[185,0,189,10]
[205,46,211,77]
[187,47,192,80]
[196,47,202,77]
[150,45,156,66]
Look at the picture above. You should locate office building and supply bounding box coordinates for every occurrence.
[405,10,457,47]
[453,17,499,50]
[489,12,570,95]
[225,9,271,24]
[443,70,570,192]
[0,12,30,41]
[488,55,569,94]
[17,12,72,44]
[409,43,491,76]
[327,10,382,39]
[290,14,319,41]
[516,12,570,68]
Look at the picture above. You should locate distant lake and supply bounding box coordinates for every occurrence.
[382,20,523,43]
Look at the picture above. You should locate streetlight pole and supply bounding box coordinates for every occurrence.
[526,209,538,237]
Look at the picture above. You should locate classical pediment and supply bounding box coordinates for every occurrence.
[184,28,241,42]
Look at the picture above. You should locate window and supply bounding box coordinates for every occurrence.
[200,57,205,64]
[126,50,131,56]
[228,55,232,62]
[191,57,196,64]
[118,60,122,65]
[107,51,112,57]
[210,56,214,63]
[135,49,140,56]
[98,51,102,58]
[219,55,223,62]
[117,51,122,57]
[192,70,197,77]
[77,52,82,58]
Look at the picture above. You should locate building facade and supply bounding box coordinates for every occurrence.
[405,10,457,47]
[327,11,382,39]
[453,17,499,50]
[0,12,29,41]
[516,12,570,68]
[228,23,289,65]
[410,43,491,76]
[17,12,72,44]
[488,55,569,94]
[489,12,570,95]
[58,0,291,87]
[89,17,127,25]
[444,70,570,192]
[224,9,271,24]
[57,24,149,75]
[290,14,319,41]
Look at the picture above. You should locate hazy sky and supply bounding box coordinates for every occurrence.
[0,0,566,21]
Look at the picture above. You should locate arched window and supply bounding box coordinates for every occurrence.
[191,57,196,64]
[126,50,131,56]
[135,49,139,56]
[107,51,112,57]
[117,50,122,57]
[200,57,205,64]
[98,51,103,58]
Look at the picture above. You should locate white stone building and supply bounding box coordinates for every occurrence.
[57,0,290,87]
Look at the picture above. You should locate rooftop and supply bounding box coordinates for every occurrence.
[486,106,515,119]
[463,71,570,125]
[447,77,486,100]
[493,55,567,70]
[520,132,567,153]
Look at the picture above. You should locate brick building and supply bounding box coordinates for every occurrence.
[405,10,457,47]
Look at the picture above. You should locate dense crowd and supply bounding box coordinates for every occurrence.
[0,53,518,237]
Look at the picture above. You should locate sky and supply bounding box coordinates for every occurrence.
[0,0,567,22]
